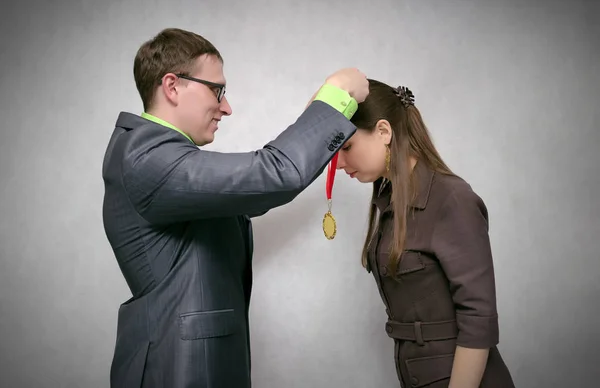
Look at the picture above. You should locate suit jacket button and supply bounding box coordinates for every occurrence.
[380,266,388,276]
[338,132,345,139]
[385,323,393,333]
[328,144,335,151]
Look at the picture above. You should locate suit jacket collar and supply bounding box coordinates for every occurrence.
[115,111,146,129]
[115,112,196,145]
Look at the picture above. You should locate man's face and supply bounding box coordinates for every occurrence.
[176,54,232,145]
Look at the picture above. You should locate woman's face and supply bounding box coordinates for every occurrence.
[337,120,392,183]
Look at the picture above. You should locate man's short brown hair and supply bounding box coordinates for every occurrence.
[133,28,223,111]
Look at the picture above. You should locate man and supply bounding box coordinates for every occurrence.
[102,27,368,388]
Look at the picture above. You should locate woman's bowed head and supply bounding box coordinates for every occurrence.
[337,79,454,274]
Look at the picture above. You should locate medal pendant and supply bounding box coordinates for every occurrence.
[322,211,336,240]
[322,200,337,240]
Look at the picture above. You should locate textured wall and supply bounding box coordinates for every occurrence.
[0,0,598,386]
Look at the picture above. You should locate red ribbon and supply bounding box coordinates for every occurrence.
[326,153,339,201]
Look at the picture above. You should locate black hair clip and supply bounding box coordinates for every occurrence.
[394,86,415,108]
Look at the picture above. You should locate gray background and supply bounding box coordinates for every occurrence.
[1,0,598,387]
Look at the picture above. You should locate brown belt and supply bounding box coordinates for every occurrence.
[385,319,458,346]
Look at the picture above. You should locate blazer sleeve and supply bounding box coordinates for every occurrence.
[431,185,500,349]
[122,101,356,224]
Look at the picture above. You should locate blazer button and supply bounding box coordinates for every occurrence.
[410,377,419,386]
[380,266,388,276]
[328,144,335,151]
[337,132,345,139]
[385,322,393,333]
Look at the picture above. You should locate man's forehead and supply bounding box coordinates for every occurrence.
[193,54,226,84]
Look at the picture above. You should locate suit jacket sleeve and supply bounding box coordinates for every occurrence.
[122,101,356,224]
[431,186,500,349]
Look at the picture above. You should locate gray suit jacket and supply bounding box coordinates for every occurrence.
[102,100,356,388]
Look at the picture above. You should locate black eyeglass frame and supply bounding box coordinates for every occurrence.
[168,73,226,102]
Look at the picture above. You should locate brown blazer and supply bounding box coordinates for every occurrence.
[367,161,515,387]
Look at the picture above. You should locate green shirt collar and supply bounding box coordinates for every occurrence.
[141,112,195,145]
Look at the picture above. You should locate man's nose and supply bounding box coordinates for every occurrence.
[220,96,232,115]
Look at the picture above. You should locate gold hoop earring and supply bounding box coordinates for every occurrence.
[385,145,391,172]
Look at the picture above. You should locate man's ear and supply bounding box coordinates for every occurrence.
[160,73,181,105]
[376,119,393,145]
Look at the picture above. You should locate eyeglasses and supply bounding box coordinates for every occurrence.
[175,73,226,103]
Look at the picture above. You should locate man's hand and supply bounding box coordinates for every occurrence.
[305,68,370,110]
[325,68,369,103]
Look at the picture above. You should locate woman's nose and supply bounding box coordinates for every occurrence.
[335,153,345,169]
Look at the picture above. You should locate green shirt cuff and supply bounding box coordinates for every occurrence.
[313,83,358,120]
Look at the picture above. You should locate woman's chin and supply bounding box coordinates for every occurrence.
[356,175,375,184]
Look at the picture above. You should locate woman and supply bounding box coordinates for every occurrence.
[338,79,515,387]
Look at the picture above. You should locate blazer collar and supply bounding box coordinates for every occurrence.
[372,160,435,213]
[115,111,146,129]
[115,112,196,145]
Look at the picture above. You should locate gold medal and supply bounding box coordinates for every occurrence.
[322,200,337,240]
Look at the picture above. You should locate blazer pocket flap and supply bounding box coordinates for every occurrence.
[405,353,454,387]
[397,251,425,275]
[179,309,237,340]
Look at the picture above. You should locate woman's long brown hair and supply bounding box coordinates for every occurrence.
[350,79,454,274]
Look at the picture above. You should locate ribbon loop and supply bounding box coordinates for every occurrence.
[326,153,338,200]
